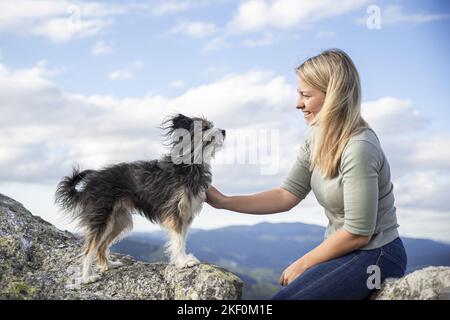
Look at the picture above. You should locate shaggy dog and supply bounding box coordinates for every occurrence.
[55,114,225,283]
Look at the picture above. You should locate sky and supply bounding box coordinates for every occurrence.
[1,0,449,243]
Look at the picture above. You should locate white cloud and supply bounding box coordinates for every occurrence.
[0,63,300,184]
[171,70,295,121]
[359,96,450,213]
[361,97,427,134]
[150,0,231,16]
[108,69,132,81]
[170,21,217,38]
[0,62,167,182]
[201,36,230,52]
[393,207,450,243]
[108,60,142,81]
[91,40,113,55]
[0,0,126,42]
[395,170,450,212]
[229,0,270,32]
[407,134,450,170]
[381,5,450,25]
[33,16,112,42]
[151,1,193,16]
[356,4,450,27]
[228,0,368,33]
[1,62,449,240]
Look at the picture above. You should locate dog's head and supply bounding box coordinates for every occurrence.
[162,113,225,164]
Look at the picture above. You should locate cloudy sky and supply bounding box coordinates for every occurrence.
[1,0,449,243]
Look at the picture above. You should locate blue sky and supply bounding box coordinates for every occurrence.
[1,0,449,242]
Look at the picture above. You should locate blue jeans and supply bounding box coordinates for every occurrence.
[270,237,407,300]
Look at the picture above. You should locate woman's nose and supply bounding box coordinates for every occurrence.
[296,97,305,109]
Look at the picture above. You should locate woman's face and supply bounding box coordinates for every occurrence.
[296,77,325,125]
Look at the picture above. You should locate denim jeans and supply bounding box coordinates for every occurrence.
[270,237,407,300]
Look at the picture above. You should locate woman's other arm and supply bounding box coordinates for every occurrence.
[279,229,371,286]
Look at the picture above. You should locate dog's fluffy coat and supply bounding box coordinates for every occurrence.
[55,114,225,283]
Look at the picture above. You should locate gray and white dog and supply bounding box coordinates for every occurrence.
[55,114,226,283]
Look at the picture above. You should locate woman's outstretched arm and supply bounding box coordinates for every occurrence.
[206,185,301,215]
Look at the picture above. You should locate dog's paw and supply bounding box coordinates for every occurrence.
[108,259,123,268]
[186,254,200,266]
[98,264,109,273]
[174,254,200,268]
[81,274,101,284]
[98,259,123,273]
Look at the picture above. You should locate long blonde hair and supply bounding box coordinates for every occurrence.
[297,49,369,178]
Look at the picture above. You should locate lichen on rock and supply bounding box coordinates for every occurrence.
[0,193,243,300]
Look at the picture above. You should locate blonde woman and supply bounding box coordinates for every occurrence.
[205,49,407,300]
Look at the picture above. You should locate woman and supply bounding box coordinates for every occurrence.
[205,48,407,300]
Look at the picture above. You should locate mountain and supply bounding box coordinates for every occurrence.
[401,238,450,272]
[111,222,450,299]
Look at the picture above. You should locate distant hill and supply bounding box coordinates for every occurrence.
[401,238,450,272]
[111,222,450,299]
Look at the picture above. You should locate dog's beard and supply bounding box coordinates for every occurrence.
[203,143,218,163]
[202,129,224,162]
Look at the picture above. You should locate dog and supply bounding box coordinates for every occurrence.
[55,114,225,283]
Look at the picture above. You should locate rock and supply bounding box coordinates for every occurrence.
[0,193,243,300]
[369,266,450,300]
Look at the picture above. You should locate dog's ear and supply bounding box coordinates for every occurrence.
[171,113,192,130]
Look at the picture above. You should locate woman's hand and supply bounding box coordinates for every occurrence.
[279,259,308,287]
[206,185,227,209]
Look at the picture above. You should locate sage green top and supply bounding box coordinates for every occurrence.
[281,127,400,250]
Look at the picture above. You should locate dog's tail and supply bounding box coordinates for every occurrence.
[55,167,94,213]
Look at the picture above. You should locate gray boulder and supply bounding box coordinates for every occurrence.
[0,193,243,300]
[370,266,450,300]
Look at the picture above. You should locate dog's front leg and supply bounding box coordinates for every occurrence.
[165,222,199,268]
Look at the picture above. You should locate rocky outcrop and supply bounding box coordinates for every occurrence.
[0,193,243,300]
[370,266,450,300]
[1,193,449,300]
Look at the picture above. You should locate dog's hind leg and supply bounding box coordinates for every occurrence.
[96,202,133,272]
[80,215,117,283]
[81,231,104,284]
